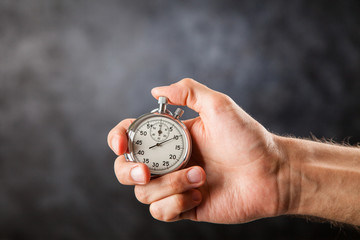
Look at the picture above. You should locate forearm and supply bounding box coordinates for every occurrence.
[276,135,360,225]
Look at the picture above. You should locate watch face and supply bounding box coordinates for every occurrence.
[127,113,191,175]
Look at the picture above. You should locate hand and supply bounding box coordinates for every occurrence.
[107,78,287,223]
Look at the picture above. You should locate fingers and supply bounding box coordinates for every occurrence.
[107,118,134,155]
[151,78,230,117]
[151,78,205,111]
[149,189,202,222]
[134,166,205,222]
[134,166,206,204]
[114,155,151,185]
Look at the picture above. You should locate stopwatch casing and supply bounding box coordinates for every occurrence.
[124,97,192,176]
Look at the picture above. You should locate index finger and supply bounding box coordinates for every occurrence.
[107,118,135,155]
[151,78,212,114]
[151,78,229,120]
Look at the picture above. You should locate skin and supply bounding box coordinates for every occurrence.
[107,78,360,225]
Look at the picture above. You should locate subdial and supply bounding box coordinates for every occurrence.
[150,122,170,142]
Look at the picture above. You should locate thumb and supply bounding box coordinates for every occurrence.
[151,78,222,116]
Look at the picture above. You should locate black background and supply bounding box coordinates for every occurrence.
[0,0,360,239]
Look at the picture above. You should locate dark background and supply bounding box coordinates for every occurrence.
[1,0,360,239]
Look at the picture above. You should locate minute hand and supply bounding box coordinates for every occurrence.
[149,136,177,149]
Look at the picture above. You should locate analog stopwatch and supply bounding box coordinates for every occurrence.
[125,96,192,176]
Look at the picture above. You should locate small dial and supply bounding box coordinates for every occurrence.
[150,121,170,142]
[131,116,187,174]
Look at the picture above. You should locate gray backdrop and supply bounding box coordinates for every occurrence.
[0,0,360,239]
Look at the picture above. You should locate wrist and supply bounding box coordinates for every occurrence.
[272,134,303,216]
[274,134,360,225]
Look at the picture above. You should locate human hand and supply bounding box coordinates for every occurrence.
[108,78,288,223]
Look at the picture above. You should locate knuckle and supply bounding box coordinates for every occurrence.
[149,204,162,221]
[161,196,183,222]
[150,205,173,222]
[134,186,150,204]
[173,194,186,211]
[167,172,183,193]
[149,196,184,222]
[162,214,174,222]
[177,80,198,108]
[178,78,195,87]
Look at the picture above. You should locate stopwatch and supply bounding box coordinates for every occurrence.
[125,96,192,176]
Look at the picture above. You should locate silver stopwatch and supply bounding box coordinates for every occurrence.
[125,96,192,176]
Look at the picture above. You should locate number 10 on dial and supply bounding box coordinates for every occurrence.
[125,97,192,176]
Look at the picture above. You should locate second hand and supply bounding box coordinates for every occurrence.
[149,136,176,149]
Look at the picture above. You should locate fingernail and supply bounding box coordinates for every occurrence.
[187,168,202,184]
[130,166,145,183]
[192,191,202,202]
[111,137,120,154]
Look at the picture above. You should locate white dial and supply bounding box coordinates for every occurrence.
[131,116,187,174]
[125,96,191,176]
